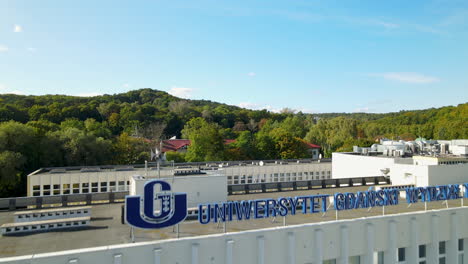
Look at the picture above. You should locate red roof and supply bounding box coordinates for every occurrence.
[224,139,236,144]
[304,142,321,149]
[162,139,191,152]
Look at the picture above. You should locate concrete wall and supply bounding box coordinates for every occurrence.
[130,174,227,208]
[428,164,468,186]
[224,162,332,185]
[332,153,395,179]
[2,207,468,264]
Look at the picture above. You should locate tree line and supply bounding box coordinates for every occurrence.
[0,89,466,197]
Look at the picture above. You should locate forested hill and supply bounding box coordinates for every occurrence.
[0,88,467,197]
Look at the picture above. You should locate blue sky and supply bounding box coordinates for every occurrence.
[0,0,467,113]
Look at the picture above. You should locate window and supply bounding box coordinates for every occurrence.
[398,247,406,262]
[100,182,107,192]
[82,183,89,193]
[439,241,446,264]
[419,245,426,258]
[53,184,60,195]
[32,185,41,196]
[73,183,80,194]
[109,181,117,191]
[348,256,360,264]
[439,241,446,255]
[63,184,70,194]
[42,184,51,195]
[459,239,464,264]
[323,259,336,264]
[91,182,98,192]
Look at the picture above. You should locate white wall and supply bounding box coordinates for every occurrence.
[428,164,468,186]
[130,174,227,208]
[2,207,468,264]
[332,153,395,179]
[224,162,332,184]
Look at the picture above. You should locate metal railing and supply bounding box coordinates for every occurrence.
[0,176,389,211]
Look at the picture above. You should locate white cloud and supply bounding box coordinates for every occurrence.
[8,90,25,95]
[14,24,22,33]
[238,102,259,109]
[354,107,371,113]
[247,72,256,77]
[0,84,25,95]
[0,45,8,52]
[376,21,399,29]
[238,102,286,113]
[27,47,36,52]
[123,83,130,88]
[75,92,103,97]
[370,72,440,84]
[168,86,194,99]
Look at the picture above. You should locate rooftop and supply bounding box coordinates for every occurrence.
[0,185,464,258]
[29,158,332,176]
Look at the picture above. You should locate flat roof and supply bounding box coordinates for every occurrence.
[29,158,332,176]
[0,186,464,258]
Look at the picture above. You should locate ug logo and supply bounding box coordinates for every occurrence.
[125,180,187,229]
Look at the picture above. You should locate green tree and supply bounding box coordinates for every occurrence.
[182,117,225,161]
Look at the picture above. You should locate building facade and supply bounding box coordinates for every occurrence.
[2,206,467,264]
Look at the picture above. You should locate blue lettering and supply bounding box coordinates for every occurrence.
[320,195,329,213]
[376,190,385,206]
[289,197,299,215]
[265,199,277,217]
[198,204,211,224]
[355,192,367,209]
[334,193,345,211]
[234,201,253,220]
[254,200,265,219]
[278,198,289,216]
[345,193,356,209]
[405,187,419,203]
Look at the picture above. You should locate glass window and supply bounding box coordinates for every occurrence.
[439,257,446,264]
[53,184,60,189]
[439,241,446,255]
[419,245,426,258]
[398,247,406,262]
[349,256,360,264]
[43,185,51,190]
[33,185,40,190]
[459,239,464,251]
[72,183,79,189]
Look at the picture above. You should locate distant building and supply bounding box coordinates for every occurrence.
[27,159,331,197]
[333,138,468,187]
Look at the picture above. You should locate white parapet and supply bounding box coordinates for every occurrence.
[1,207,467,263]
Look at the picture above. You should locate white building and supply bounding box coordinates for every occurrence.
[2,206,467,264]
[332,152,468,187]
[129,171,227,208]
[27,160,332,197]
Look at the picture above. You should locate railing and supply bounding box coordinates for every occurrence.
[228,176,390,195]
[0,192,128,211]
[0,176,389,211]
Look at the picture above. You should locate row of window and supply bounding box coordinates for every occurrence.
[32,181,130,196]
[228,171,332,184]
[3,221,88,233]
[397,239,464,264]
[439,161,467,165]
[322,240,464,264]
